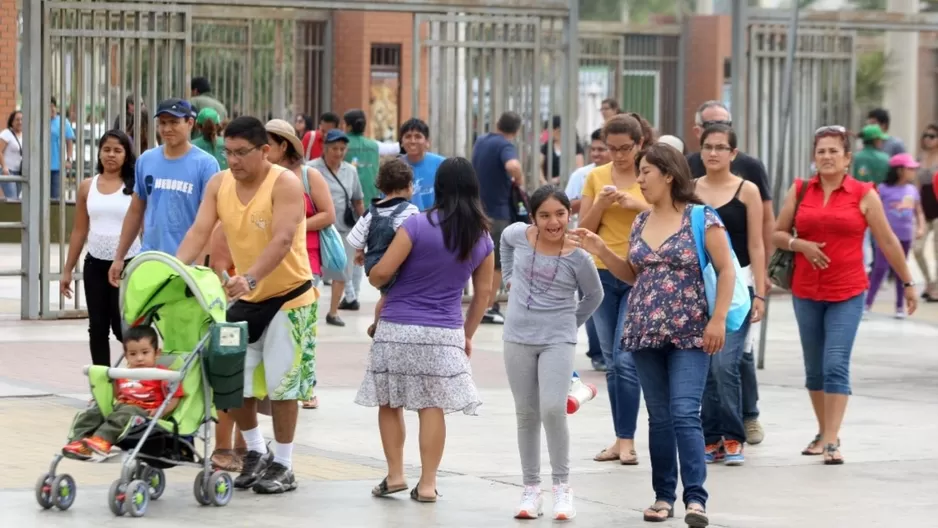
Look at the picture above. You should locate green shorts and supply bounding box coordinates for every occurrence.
[244,302,318,401]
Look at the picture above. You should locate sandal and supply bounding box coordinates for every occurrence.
[801,434,840,456]
[410,485,439,503]
[210,449,242,472]
[371,476,408,497]
[823,443,844,465]
[301,396,319,410]
[620,449,639,466]
[684,503,709,528]
[593,448,620,462]
[642,502,673,522]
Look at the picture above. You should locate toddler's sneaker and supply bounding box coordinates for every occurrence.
[895,309,906,320]
[552,484,576,521]
[62,440,93,461]
[514,485,543,519]
[83,436,112,457]
[704,440,724,464]
[723,439,745,466]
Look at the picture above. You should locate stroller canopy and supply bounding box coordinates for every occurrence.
[120,252,227,352]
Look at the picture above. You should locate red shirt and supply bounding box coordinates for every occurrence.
[116,366,185,410]
[791,175,874,302]
[301,130,324,161]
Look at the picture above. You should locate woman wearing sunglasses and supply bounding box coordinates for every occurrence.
[772,125,917,465]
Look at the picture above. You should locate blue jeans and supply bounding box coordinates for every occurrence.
[50,170,61,200]
[792,293,864,395]
[740,348,760,420]
[585,317,602,361]
[1,170,21,200]
[701,318,751,444]
[591,269,640,439]
[632,346,710,508]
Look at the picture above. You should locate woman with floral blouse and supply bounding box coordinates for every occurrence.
[571,143,737,528]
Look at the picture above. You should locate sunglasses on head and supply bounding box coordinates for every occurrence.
[815,125,846,136]
[701,120,732,128]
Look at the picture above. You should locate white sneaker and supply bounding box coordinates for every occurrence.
[552,484,576,521]
[514,485,543,519]
[895,309,906,319]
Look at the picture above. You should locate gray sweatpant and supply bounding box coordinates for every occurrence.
[503,341,576,486]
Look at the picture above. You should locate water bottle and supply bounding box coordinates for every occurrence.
[517,201,528,218]
[567,372,597,414]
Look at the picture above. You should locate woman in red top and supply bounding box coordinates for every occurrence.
[772,126,917,465]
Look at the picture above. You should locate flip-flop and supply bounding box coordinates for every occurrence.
[593,448,620,462]
[410,486,439,503]
[620,449,639,465]
[823,443,844,465]
[301,396,319,410]
[802,435,840,456]
[371,477,408,497]
[685,504,709,528]
[642,503,674,522]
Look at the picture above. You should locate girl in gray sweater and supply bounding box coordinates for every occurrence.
[500,186,603,521]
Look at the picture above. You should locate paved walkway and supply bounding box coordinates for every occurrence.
[1,245,938,526]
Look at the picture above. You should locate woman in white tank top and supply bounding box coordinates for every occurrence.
[61,130,141,366]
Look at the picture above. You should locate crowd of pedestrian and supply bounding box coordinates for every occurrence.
[39,79,929,525]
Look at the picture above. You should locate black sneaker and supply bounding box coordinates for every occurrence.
[481,307,504,324]
[338,298,360,311]
[234,449,273,489]
[326,314,345,327]
[252,462,297,494]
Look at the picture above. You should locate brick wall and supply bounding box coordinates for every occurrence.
[682,15,732,152]
[0,0,18,119]
[331,11,428,130]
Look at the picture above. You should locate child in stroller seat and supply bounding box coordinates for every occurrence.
[62,326,184,460]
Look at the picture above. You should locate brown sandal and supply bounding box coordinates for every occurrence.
[684,503,709,527]
[801,434,840,456]
[620,449,639,465]
[210,449,242,472]
[301,396,319,409]
[593,448,619,462]
[642,502,673,522]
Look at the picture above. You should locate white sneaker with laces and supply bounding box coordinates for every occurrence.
[514,485,543,519]
[552,484,576,521]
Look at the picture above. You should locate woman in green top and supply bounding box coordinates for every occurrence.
[342,109,380,205]
[192,108,227,170]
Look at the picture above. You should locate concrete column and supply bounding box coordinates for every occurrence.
[884,0,920,156]
[697,0,714,15]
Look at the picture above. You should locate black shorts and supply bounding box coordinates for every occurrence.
[491,218,512,271]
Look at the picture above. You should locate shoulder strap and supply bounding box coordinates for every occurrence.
[322,162,350,200]
[391,201,411,217]
[300,165,311,196]
[689,205,709,271]
[304,131,315,160]
[734,179,746,198]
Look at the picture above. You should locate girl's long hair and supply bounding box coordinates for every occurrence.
[428,157,491,261]
[96,129,137,195]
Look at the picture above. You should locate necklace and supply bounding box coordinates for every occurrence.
[525,229,564,310]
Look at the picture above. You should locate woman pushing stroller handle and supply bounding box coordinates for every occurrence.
[36,252,248,517]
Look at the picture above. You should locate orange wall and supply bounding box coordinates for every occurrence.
[683,15,733,151]
[0,0,18,119]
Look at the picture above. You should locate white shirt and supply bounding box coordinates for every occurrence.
[564,163,596,200]
[346,199,420,251]
[0,128,23,172]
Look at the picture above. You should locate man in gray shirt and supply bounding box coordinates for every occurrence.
[308,129,365,327]
[867,108,906,158]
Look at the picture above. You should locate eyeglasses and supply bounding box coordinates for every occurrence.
[606,143,636,155]
[924,133,937,140]
[701,144,733,153]
[815,125,846,136]
[223,146,259,159]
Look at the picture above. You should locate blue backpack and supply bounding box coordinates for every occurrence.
[689,205,752,332]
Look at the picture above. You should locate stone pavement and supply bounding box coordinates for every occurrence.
[1,245,938,526]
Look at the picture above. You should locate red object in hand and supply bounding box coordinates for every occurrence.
[567,379,598,414]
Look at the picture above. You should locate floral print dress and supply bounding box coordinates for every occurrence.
[621,204,723,352]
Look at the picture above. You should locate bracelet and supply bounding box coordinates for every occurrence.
[788,237,796,251]
[753,295,765,302]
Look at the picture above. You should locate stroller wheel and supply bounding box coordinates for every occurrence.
[108,479,127,516]
[193,470,212,506]
[35,473,54,510]
[144,467,166,500]
[50,474,76,511]
[208,471,233,507]
[126,480,150,517]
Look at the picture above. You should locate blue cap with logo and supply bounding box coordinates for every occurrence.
[155,98,195,119]
[324,128,349,144]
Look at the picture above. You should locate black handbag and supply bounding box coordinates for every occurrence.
[510,183,532,224]
[322,164,357,228]
[767,179,808,290]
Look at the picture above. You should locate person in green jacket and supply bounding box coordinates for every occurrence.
[342,109,380,205]
[853,124,890,184]
[192,108,227,170]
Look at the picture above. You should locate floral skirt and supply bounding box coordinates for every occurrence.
[354,321,482,415]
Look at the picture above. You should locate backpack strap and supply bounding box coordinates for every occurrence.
[390,200,412,217]
[300,165,311,196]
[689,205,710,274]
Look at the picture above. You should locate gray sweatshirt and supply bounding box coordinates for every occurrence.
[499,222,604,345]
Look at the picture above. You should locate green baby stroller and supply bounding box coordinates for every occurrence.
[35,252,248,517]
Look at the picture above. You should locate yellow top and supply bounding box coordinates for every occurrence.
[216,165,318,309]
[581,163,646,270]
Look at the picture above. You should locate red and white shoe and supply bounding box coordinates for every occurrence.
[514,485,543,519]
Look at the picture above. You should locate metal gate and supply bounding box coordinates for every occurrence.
[746,24,855,193]
[412,12,578,191]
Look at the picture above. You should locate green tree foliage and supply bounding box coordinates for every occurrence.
[856,50,887,110]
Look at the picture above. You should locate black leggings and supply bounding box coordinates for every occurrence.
[83,254,128,366]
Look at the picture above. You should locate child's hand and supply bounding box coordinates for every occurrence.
[354,249,365,266]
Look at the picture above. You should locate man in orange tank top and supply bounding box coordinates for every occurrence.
[176,116,318,495]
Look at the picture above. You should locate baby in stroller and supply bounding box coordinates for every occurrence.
[62,326,184,460]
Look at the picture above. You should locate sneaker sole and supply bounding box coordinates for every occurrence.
[61,451,92,461]
[724,458,745,466]
[514,508,542,519]
[553,511,576,521]
[252,482,298,494]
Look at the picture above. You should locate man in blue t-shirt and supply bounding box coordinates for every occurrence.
[470,111,524,324]
[108,98,220,286]
[398,118,445,211]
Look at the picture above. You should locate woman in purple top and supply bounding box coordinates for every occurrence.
[571,144,736,527]
[865,154,926,317]
[355,156,495,502]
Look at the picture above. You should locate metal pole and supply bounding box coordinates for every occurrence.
[757,2,800,370]
[22,0,42,319]
[563,4,579,186]
[730,0,747,150]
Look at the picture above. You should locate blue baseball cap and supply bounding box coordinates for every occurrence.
[155,98,195,119]
[324,128,349,144]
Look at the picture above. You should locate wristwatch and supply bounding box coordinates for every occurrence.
[244,274,257,291]
[902,280,916,288]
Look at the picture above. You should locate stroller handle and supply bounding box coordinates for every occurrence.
[82,365,183,382]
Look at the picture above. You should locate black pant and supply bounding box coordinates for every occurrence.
[83,254,125,366]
